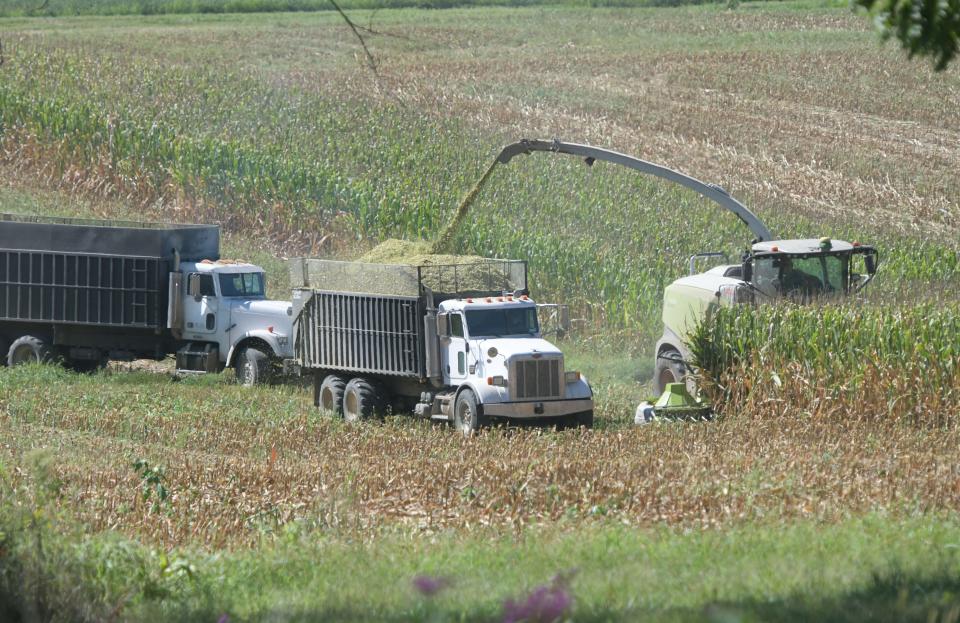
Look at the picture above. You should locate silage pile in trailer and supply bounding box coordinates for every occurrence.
[291,240,524,297]
[358,239,517,296]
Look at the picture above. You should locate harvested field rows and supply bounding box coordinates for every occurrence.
[1,367,958,548]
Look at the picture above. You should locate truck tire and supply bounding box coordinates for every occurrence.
[343,378,383,422]
[453,389,488,435]
[7,335,55,367]
[235,346,271,386]
[318,374,347,416]
[654,347,687,396]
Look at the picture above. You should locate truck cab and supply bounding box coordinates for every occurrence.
[433,295,593,430]
[654,237,878,394]
[175,259,294,384]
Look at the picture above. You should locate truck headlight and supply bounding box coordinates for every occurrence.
[565,371,581,383]
[486,375,507,386]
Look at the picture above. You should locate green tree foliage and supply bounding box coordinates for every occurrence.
[856,0,960,70]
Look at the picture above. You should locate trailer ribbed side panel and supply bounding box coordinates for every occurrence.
[296,290,424,378]
[0,250,167,329]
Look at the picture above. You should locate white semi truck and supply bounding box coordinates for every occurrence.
[289,257,594,433]
[0,213,293,383]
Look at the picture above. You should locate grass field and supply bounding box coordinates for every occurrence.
[1,1,959,620]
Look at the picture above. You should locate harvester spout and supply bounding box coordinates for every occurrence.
[495,138,774,243]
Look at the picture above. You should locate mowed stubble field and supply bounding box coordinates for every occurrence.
[1,2,959,621]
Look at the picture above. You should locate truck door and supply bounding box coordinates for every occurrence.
[441,312,468,384]
[183,273,219,338]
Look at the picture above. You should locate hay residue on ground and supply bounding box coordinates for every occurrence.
[358,239,489,266]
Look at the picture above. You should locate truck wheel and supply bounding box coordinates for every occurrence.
[235,346,271,386]
[342,377,383,422]
[7,336,55,367]
[319,374,347,416]
[654,347,687,396]
[453,389,488,435]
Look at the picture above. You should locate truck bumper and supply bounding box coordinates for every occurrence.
[482,398,593,419]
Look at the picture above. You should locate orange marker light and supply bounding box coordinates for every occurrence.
[771,245,780,252]
[852,241,861,247]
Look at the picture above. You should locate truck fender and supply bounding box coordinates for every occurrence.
[225,331,281,367]
[565,375,593,400]
[456,381,502,411]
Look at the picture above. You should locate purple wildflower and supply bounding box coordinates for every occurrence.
[217,615,230,623]
[412,574,452,597]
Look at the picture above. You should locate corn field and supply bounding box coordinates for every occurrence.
[690,302,960,427]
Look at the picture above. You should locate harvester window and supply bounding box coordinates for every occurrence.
[754,254,848,298]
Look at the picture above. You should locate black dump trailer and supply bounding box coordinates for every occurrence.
[0,213,218,369]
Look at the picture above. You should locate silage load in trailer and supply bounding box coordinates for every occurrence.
[290,254,526,299]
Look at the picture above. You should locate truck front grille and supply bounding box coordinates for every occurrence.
[512,357,562,400]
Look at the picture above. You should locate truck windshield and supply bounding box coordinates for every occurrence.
[218,272,265,297]
[465,307,539,338]
[753,253,848,299]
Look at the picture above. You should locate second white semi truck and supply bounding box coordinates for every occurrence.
[0,213,294,384]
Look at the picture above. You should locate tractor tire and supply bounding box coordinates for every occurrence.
[7,335,55,367]
[342,377,383,422]
[453,389,488,435]
[318,374,347,416]
[654,347,687,396]
[235,346,272,386]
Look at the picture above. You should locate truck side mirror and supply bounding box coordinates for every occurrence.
[864,252,877,275]
[188,274,201,300]
[436,312,449,338]
[741,260,753,283]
